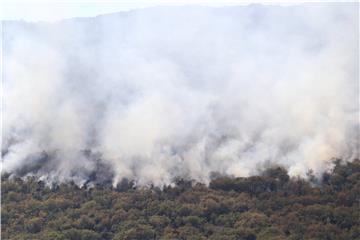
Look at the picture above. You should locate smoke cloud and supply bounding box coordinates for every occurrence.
[2,4,359,186]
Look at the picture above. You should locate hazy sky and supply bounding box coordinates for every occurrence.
[1,0,300,21]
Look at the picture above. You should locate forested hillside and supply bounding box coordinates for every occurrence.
[2,159,359,240]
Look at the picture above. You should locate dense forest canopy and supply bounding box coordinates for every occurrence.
[2,159,359,240]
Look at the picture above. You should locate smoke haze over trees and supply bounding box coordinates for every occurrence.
[2,3,359,186]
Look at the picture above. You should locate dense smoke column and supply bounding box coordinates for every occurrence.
[2,4,359,186]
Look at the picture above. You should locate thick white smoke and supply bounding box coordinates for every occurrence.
[2,4,359,186]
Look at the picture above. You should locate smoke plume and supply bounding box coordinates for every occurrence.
[2,4,359,186]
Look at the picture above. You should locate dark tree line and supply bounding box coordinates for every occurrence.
[2,159,360,239]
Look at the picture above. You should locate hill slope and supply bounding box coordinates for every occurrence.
[2,159,359,239]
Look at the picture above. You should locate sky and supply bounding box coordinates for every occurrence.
[0,0,302,21]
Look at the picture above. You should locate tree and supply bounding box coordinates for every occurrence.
[25,217,43,233]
